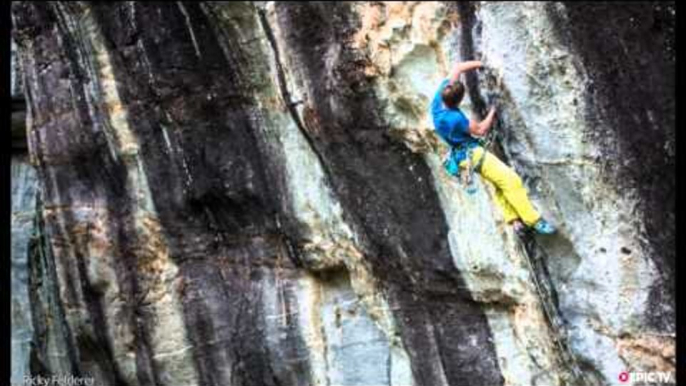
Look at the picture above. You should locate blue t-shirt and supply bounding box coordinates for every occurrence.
[430,79,474,147]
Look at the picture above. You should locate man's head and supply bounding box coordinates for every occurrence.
[441,81,465,109]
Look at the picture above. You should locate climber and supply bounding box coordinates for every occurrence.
[431,60,556,235]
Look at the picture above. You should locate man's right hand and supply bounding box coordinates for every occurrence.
[449,60,483,85]
[469,105,497,137]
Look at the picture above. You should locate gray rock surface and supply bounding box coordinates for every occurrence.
[11,2,674,386]
[11,154,38,383]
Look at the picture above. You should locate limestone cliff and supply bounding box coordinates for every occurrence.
[11,2,675,386]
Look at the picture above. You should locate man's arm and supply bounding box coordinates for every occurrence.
[468,106,496,137]
[448,60,482,84]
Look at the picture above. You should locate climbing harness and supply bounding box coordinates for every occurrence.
[461,145,486,194]
[515,227,594,385]
[443,141,476,178]
[450,132,491,195]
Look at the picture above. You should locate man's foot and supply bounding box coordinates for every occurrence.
[533,218,556,235]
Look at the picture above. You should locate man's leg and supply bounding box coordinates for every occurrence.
[471,147,541,226]
[494,188,520,224]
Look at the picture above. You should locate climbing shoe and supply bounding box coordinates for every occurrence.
[533,219,556,235]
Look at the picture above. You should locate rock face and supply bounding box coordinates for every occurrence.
[11,2,674,386]
[11,153,38,383]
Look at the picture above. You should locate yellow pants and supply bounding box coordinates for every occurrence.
[460,147,541,226]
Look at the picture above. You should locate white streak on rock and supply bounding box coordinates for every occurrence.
[177,2,202,59]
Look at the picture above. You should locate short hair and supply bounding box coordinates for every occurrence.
[441,81,465,109]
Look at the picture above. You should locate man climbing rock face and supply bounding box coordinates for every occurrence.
[431,60,556,235]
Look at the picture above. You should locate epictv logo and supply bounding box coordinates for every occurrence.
[618,370,675,384]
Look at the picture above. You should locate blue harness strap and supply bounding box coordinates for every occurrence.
[443,141,480,177]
